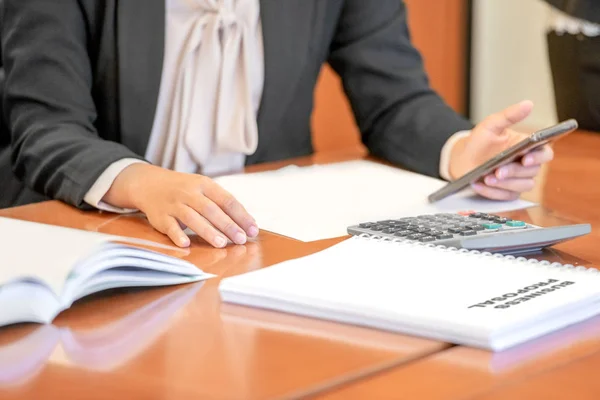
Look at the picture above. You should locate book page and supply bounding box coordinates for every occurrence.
[215,160,535,241]
[0,218,201,297]
[0,218,120,296]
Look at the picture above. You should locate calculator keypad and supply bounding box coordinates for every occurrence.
[355,212,530,243]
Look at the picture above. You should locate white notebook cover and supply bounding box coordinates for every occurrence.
[219,236,600,351]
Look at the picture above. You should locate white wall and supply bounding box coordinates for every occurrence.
[471,0,557,129]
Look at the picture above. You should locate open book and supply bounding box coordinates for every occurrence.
[0,217,213,328]
[219,235,600,351]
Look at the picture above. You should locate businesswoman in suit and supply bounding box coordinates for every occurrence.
[0,0,553,248]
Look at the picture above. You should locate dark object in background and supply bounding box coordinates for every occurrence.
[547,32,600,132]
[543,0,600,24]
[544,0,600,132]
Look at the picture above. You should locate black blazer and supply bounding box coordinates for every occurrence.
[544,0,600,24]
[0,0,472,209]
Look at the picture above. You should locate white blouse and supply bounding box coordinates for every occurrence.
[145,0,263,176]
[84,0,461,213]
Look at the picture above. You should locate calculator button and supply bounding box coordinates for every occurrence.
[459,230,477,236]
[359,223,374,228]
[502,224,527,231]
[370,225,385,231]
[416,227,432,233]
[382,228,398,234]
[408,234,426,240]
[429,230,444,236]
[393,230,412,237]
[493,217,510,224]
[419,236,436,242]
[435,234,454,240]
[468,213,485,218]
[468,225,485,231]
[506,220,526,227]
[448,227,466,233]
[482,223,502,230]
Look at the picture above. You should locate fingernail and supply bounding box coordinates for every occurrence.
[179,235,190,247]
[497,167,508,179]
[523,156,533,166]
[234,231,247,245]
[520,99,534,108]
[248,225,259,237]
[485,176,497,185]
[214,236,227,248]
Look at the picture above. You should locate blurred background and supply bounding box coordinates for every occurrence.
[312,0,558,152]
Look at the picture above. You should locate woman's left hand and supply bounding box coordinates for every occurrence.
[448,100,554,200]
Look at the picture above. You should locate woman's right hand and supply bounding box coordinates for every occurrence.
[103,163,258,248]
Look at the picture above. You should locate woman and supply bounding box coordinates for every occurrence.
[544,0,600,131]
[0,0,552,248]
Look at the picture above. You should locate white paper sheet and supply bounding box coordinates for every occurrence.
[215,160,536,242]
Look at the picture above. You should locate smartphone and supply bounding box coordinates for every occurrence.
[427,119,578,203]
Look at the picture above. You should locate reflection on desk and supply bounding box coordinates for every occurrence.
[451,313,600,375]
[477,346,600,399]
[0,282,204,387]
[220,303,448,356]
[318,311,600,400]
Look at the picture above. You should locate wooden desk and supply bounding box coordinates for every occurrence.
[0,131,598,399]
[0,149,448,400]
[315,130,600,399]
[474,349,600,400]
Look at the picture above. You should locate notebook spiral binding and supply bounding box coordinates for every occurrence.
[356,233,600,275]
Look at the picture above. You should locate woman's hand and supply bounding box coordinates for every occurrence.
[103,163,258,248]
[448,100,554,200]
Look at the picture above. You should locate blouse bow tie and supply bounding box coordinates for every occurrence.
[146,0,264,177]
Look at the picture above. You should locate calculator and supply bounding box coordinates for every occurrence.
[347,211,591,255]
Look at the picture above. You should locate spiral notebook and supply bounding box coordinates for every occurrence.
[219,235,600,351]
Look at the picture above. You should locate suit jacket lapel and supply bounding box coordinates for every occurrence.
[116,0,315,157]
[117,0,165,156]
[257,0,316,141]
